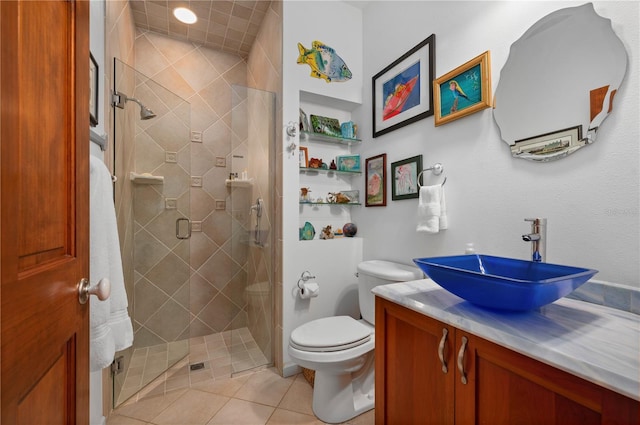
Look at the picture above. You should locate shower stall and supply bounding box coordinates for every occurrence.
[111,59,275,406]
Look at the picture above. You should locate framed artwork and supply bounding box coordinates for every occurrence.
[336,155,361,172]
[89,52,99,127]
[299,146,309,168]
[299,108,310,132]
[365,154,386,207]
[372,34,435,138]
[511,125,583,161]
[433,51,492,126]
[391,155,423,200]
[310,114,341,137]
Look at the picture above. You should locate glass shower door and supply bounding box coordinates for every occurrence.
[229,85,276,374]
[112,59,191,406]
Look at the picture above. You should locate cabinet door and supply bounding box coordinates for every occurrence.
[455,331,639,425]
[375,298,455,424]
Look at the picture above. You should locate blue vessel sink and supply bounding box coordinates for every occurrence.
[413,255,598,311]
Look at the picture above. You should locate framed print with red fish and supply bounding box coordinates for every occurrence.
[372,34,435,138]
[365,154,387,207]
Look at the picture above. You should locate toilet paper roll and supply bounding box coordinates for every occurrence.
[299,282,319,299]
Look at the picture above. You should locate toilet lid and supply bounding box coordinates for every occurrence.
[290,316,372,352]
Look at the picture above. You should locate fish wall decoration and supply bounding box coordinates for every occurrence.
[297,41,352,83]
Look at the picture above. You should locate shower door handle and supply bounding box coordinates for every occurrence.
[176,217,191,240]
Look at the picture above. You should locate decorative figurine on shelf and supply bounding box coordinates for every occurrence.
[320,225,334,240]
[343,222,357,237]
[341,121,355,139]
[300,187,312,202]
[329,159,337,170]
[333,227,344,237]
[299,222,315,241]
[308,157,323,168]
[327,192,351,204]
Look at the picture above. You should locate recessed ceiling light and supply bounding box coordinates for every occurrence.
[173,7,197,24]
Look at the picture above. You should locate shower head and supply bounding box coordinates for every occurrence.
[111,91,157,120]
[124,96,157,120]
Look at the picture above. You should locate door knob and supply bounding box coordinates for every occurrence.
[78,278,111,304]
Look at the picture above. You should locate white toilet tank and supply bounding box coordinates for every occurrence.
[357,260,423,324]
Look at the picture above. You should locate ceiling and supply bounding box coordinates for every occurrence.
[129,0,272,58]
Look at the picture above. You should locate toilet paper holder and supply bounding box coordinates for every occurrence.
[297,270,316,289]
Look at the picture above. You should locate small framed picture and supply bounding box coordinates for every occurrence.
[433,51,491,126]
[299,147,309,168]
[366,154,386,207]
[336,155,361,172]
[391,155,422,200]
[299,108,310,132]
[89,52,99,127]
[511,125,583,161]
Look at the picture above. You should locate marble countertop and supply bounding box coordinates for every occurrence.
[373,279,640,401]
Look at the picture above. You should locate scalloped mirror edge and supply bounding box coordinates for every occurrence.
[494,3,628,162]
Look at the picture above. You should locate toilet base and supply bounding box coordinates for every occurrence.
[310,352,375,424]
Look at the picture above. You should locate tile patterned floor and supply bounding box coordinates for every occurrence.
[117,328,270,406]
[107,367,375,425]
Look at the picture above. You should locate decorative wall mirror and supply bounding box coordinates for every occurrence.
[494,3,627,162]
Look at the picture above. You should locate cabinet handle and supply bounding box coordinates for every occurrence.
[457,336,468,384]
[438,328,448,373]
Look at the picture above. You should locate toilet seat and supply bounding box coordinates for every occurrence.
[290,316,372,352]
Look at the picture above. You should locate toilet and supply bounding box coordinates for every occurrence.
[288,260,423,423]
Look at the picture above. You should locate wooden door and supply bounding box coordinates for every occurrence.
[375,298,455,424]
[1,0,90,423]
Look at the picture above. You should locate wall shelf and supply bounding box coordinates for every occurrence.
[225,179,254,188]
[300,202,361,206]
[300,131,361,145]
[299,167,361,176]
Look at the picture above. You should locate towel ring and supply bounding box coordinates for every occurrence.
[418,163,447,187]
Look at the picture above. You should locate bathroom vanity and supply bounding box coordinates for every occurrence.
[373,279,639,424]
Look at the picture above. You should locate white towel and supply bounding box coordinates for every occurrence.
[89,155,133,371]
[417,184,448,233]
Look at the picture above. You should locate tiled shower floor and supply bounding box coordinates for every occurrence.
[117,327,269,406]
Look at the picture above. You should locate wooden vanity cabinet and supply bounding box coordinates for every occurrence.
[375,297,639,425]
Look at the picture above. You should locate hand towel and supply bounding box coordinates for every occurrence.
[90,155,133,371]
[439,188,448,230]
[417,184,448,233]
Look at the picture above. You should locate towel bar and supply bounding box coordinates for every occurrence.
[418,163,447,187]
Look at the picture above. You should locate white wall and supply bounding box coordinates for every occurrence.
[280,0,638,376]
[352,1,639,287]
[282,1,364,374]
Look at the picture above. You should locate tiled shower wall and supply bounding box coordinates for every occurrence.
[133,30,251,338]
[107,2,284,401]
[132,77,191,348]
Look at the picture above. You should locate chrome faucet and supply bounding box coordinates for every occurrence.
[522,218,546,262]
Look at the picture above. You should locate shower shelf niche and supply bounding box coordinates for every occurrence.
[130,172,164,185]
[225,179,254,188]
